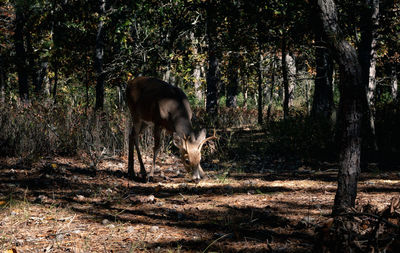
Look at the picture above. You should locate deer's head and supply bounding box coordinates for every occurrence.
[173,129,216,180]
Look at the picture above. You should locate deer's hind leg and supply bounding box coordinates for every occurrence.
[131,118,147,182]
[149,125,161,182]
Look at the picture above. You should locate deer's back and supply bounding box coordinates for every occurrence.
[126,77,192,131]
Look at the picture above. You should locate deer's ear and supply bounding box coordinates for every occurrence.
[197,128,207,142]
[173,133,183,149]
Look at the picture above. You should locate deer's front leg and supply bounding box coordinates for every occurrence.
[128,126,136,180]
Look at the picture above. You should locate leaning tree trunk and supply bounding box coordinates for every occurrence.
[94,0,106,110]
[315,0,364,214]
[311,19,334,118]
[206,0,220,116]
[14,7,29,101]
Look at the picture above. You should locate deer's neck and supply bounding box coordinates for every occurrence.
[174,118,195,139]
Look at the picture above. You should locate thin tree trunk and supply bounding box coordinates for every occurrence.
[315,0,364,214]
[391,63,398,100]
[257,47,263,124]
[86,69,89,113]
[191,32,204,102]
[267,57,276,122]
[311,19,334,118]
[286,53,296,108]
[53,66,58,103]
[241,69,248,109]
[14,6,29,101]
[0,55,5,103]
[206,0,219,116]
[35,61,48,94]
[282,38,289,119]
[95,0,106,110]
[193,65,203,101]
[26,31,38,94]
[226,52,238,108]
[359,0,379,152]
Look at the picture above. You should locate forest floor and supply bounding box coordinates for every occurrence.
[1,130,400,252]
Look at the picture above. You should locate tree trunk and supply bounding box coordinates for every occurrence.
[0,55,5,103]
[286,53,296,108]
[53,66,58,103]
[226,52,238,108]
[26,31,38,94]
[358,0,379,152]
[282,39,289,119]
[240,69,248,109]
[36,61,48,94]
[267,57,276,122]
[95,0,106,110]
[193,65,203,102]
[391,62,398,100]
[257,48,263,124]
[206,1,219,115]
[311,21,334,118]
[14,6,29,101]
[315,0,364,214]
[190,32,203,102]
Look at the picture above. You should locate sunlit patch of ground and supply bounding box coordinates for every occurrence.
[1,156,399,252]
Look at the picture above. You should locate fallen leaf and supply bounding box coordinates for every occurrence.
[4,249,17,253]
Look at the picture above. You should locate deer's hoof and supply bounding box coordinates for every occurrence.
[136,173,147,183]
[128,174,136,181]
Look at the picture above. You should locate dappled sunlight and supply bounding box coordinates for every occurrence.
[1,155,399,252]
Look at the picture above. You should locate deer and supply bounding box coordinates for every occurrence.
[126,76,216,182]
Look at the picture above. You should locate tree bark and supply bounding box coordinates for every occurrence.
[286,53,296,108]
[257,47,263,124]
[14,6,29,101]
[391,62,398,100]
[315,0,364,214]
[206,0,219,116]
[36,61,48,94]
[282,38,289,119]
[191,32,203,102]
[95,0,106,110]
[0,55,5,103]
[358,0,379,151]
[53,65,58,103]
[311,23,334,118]
[267,57,277,122]
[226,52,238,108]
[26,31,39,94]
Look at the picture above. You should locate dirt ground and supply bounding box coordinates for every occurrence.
[1,152,399,253]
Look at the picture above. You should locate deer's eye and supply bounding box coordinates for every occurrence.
[184,158,190,165]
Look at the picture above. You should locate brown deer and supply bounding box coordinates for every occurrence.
[126,76,216,182]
